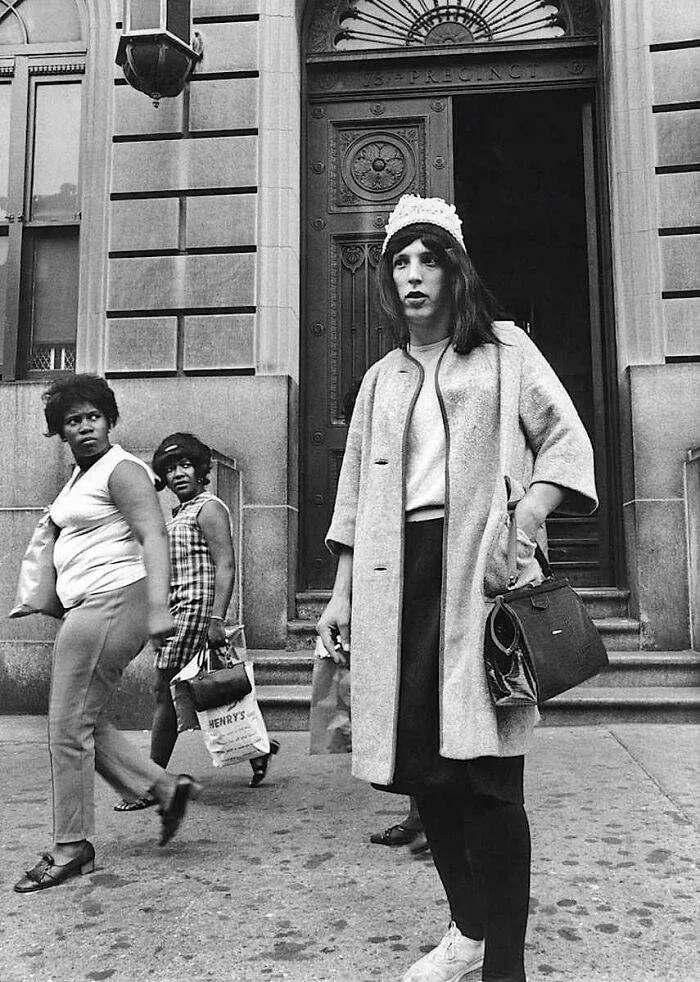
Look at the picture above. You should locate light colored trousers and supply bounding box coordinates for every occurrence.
[48,578,168,843]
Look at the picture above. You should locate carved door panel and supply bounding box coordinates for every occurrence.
[302,96,453,589]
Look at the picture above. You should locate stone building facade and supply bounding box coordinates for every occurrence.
[0,1,697,694]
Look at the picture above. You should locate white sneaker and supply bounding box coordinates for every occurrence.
[402,922,485,982]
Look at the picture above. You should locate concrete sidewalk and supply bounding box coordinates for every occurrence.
[0,720,697,982]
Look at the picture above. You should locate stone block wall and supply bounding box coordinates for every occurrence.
[648,0,700,358]
[107,1,262,375]
[101,0,300,648]
[613,2,700,648]
[626,365,698,649]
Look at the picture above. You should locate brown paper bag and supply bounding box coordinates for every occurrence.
[309,639,351,755]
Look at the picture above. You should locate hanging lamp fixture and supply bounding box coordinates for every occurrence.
[116,0,203,108]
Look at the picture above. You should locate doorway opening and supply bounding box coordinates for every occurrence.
[300,77,617,590]
[453,89,613,584]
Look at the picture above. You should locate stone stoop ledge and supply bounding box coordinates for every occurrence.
[2,642,699,731]
[0,643,301,728]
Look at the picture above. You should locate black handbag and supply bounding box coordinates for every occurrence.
[187,650,252,712]
[484,521,608,707]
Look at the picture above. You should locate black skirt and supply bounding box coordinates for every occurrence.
[373,518,524,804]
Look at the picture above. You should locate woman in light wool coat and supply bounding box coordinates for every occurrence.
[317,195,597,982]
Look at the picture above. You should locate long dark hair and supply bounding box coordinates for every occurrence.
[376,222,502,355]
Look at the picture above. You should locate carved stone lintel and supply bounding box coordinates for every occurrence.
[308,52,597,97]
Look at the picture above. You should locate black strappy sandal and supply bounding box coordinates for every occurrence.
[113,794,157,812]
[249,739,281,787]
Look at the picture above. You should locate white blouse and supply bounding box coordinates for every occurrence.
[50,444,154,608]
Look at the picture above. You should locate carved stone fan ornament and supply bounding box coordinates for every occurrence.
[322,1,569,51]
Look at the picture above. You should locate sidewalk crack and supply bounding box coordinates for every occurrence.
[609,729,695,828]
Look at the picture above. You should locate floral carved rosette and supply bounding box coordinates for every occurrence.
[336,128,421,206]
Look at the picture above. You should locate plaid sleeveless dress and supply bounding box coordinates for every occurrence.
[156,491,230,671]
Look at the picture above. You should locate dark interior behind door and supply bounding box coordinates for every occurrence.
[453,89,612,583]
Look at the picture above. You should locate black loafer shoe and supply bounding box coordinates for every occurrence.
[14,842,95,893]
[158,774,202,847]
[369,823,422,847]
[249,739,281,788]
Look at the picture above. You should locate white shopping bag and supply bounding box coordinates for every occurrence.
[196,661,270,768]
[169,624,247,733]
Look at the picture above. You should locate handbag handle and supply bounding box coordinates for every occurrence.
[506,517,552,587]
[489,598,521,655]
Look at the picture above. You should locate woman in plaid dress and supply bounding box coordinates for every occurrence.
[115,433,278,810]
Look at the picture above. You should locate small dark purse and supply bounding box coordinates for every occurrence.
[484,521,608,707]
[187,649,252,712]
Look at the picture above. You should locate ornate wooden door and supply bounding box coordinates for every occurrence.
[302,96,453,589]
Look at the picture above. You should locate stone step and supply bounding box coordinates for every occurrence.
[287,615,643,651]
[256,684,311,732]
[571,588,632,619]
[539,687,700,726]
[295,586,632,622]
[252,650,700,689]
[256,683,700,731]
[592,618,642,650]
[581,651,700,688]
[252,650,315,686]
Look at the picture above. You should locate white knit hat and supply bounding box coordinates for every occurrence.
[382,194,466,254]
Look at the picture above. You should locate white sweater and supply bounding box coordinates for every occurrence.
[405,338,449,520]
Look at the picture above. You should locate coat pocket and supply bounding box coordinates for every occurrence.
[483,511,511,598]
[482,477,542,598]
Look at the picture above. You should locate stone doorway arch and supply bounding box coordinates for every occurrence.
[298,0,622,592]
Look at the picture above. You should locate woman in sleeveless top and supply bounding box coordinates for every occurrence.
[15,376,201,895]
[115,433,279,810]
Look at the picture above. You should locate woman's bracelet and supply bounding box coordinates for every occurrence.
[210,615,225,622]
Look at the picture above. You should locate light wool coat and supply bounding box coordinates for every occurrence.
[326,323,598,787]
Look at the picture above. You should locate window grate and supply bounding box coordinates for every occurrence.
[31,344,76,372]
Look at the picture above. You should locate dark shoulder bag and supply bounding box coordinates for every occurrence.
[484,521,608,707]
[187,647,252,712]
